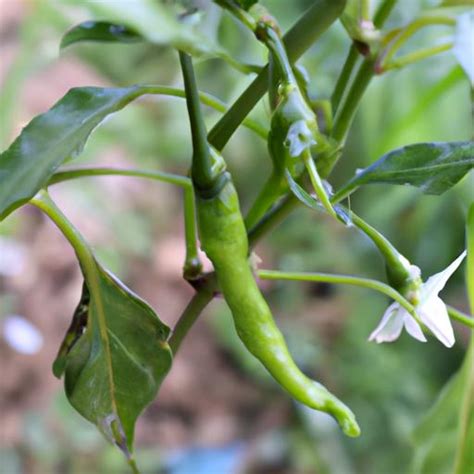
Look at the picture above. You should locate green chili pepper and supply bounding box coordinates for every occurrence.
[179,50,360,437]
[245,23,337,230]
[196,175,360,437]
[260,23,328,170]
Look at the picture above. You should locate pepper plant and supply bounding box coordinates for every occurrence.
[1,0,473,472]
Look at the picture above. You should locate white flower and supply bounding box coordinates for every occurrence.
[369,251,467,348]
[2,315,43,354]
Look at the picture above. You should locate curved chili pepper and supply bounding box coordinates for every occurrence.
[179,51,360,437]
[196,170,360,437]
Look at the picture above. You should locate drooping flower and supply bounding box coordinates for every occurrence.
[369,251,467,347]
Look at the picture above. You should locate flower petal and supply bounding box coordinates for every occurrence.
[420,251,467,303]
[369,302,405,343]
[402,313,427,342]
[419,296,455,347]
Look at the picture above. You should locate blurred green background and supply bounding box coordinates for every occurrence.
[0,1,472,473]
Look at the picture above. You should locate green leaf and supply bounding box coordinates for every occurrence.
[0,86,149,220]
[32,191,172,462]
[285,170,320,210]
[412,349,474,474]
[468,204,474,311]
[64,0,188,45]
[63,1,260,74]
[452,204,474,473]
[55,259,172,456]
[0,82,267,221]
[333,141,474,202]
[61,21,143,49]
[453,12,474,86]
[411,370,466,473]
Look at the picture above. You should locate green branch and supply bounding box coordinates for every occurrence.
[168,281,215,353]
[180,51,216,190]
[330,0,398,144]
[258,269,474,331]
[140,85,268,139]
[382,43,453,72]
[331,58,375,143]
[30,190,95,279]
[208,0,347,151]
[48,166,202,281]
[129,0,401,355]
[374,0,397,27]
[245,172,285,231]
[258,269,419,320]
[215,0,257,32]
[248,194,299,247]
[380,15,455,69]
[48,166,191,188]
[182,187,202,280]
[448,306,474,329]
[331,45,359,113]
[360,0,371,22]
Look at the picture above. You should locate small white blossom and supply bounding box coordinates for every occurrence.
[2,315,44,354]
[369,251,467,348]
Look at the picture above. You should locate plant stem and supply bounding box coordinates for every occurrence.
[247,117,346,244]
[172,194,300,354]
[330,0,398,144]
[380,15,455,69]
[330,0,398,118]
[143,85,268,139]
[128,458,141,474]
[167,0,399,352]
[360,0,371,22]
[448,306,474,329]
[208,0,347,151]
[48,166,191,188]
[382,42,453,72]
[331,45,359,113]
[302,149,337,219]
[169,283,215,353]
[48,167,202,281]
[373,0,397,27]
[347,209,410,277]
[257,269,419,320]
[179,51,215,190]
[260,25,296,85]
[331,58,375,143]
[215,0,257,32]
[245,172,284,231]
[331,183,354,204]
[40,166,212,356]
[248,194,299,247]
[30,190,94,275]
[183,187,202,279]
[250,187,413,290]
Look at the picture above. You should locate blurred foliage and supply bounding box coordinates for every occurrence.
[0,0,472,473]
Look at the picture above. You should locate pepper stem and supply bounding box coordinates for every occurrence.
[302,149,337,219]
[257,23,296,86]
[258,269,420,322]
[179,51,215,191]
